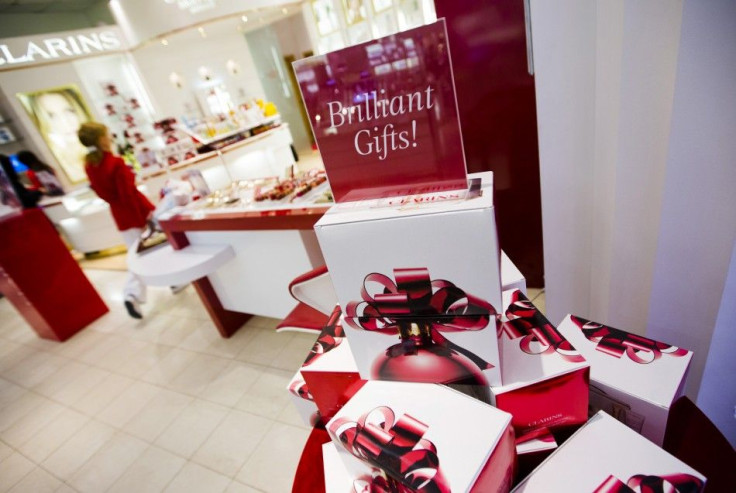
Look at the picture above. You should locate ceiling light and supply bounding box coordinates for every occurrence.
[241,15,248,22]
[282,8,288,14]
[198,27,207,38]
[161,38,169,46]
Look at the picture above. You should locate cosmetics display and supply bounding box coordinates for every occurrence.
[182,169,332,215]
[514,412,705,492]
[286,19,703,493]
[557,315,693,446]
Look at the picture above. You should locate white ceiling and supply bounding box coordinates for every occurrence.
[0,0,108,14]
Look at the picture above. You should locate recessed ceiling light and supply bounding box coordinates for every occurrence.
[241,15,248,22]
[161,38,169,46]
[282,8,288,14]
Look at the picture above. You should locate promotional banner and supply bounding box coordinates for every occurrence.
[294,19,468,202]
[17,85,93,184]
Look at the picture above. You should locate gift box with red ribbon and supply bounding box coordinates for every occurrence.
[514,411,706,492]
[326,381,516,492]
[492,290,590,441]
[315,172,503,387]
[557,314,693,445]
[287,306,364,426]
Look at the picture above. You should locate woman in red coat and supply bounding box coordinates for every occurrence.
[78,122,154,319]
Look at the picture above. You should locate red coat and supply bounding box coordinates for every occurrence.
[85,152,154,231]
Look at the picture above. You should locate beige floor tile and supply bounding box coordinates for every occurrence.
[107,445,185,493]
[68,431,148,493]
[7,467,62,493]
[167,353,230,397]
[97,381,161,429]
[163,461,231,493]
[234,368,292,419]
[236,422,310,493]
[0,378,27,413]
[49,330,107,360]
[71,373,136,416]
[0,440,12,462]
[235,329,294,367]
[3,350,69,389]
[140,347,197,387]
[122,389,193,442]
[151,316,204,347]
[200,361,262,408]
[0,344,35,375]
[191,409,272,477]
[243,317,281,331]
[198,322,261,359]
[16,407,90,463]
[0,452,35,491]
[0,398,65,448]
[224,481,264,493]
[101,339,173,379]
[275,400,313,430]
[0,391,45,433]
[155,399,229,459]
[269,332,317,371]
[75,334,124,367]
[41,419,116,481]
[54,485,79,493]
[38,364,110,407]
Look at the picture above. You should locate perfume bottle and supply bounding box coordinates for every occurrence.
[371,320,489,387]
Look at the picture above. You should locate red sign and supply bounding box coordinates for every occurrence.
[293,20,468,202]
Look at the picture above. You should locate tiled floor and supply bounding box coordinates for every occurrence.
[0,269,317,493]
[0,268,546,493]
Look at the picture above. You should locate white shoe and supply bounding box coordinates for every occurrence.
[124,297,143,319]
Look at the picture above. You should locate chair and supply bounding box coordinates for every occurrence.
[275,265,338,333]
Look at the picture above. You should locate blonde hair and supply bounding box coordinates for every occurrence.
[78,122,108,164]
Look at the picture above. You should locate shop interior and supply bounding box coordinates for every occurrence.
[0,1,733,492]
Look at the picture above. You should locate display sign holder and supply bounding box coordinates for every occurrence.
[294,19,469,202]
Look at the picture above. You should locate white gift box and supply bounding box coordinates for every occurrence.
[315,172,502,387]
[287,370,319,427]
[493,290,590,439]
[326,381,516,492]
[557,315,693,445]
[286,307,360,426]
[501,251,526,295]
[323,441,376,493]
[513,411,706,492]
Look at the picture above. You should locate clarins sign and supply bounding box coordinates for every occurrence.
[0,27,126,70]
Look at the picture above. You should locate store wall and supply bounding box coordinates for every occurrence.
[530,0,736,440]
[272,13,313,59]
[130,26,266,121]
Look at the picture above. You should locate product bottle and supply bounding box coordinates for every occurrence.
[371,320,490,389]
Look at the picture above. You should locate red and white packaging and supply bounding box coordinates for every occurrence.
[326,381,516,492]
[513,411,706,492]
[557,315,693,445]
[315,172,502,387]
[493,290,590,440]
[287,307,362,426]
[515,432,558,486]
[323,441,378,493]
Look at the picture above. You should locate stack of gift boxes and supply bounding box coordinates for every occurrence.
[286,19,705,493]
[285,172,704,491]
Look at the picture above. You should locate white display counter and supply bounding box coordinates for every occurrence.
[42,124,295,254]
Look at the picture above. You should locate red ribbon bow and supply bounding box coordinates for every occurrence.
[353,469,410,493]
[330,406,451,493]
[570,316,688,364]
[594,473,704,493]
[288,379,313,401]
[502,290,584,362]
[302,306,345,367]
[345,268,496,371]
